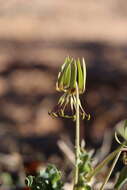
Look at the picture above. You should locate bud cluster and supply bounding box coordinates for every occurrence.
[49,57,90,120]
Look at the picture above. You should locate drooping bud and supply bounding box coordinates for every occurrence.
[56,57,86,94]
[49,56,89,120]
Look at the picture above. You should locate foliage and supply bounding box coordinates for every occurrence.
[25,164,63,190]
[76,150,93,190]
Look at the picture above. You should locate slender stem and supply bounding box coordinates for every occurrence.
[73,83,80,189]
[86,145,123,181]
[100,147,123,190]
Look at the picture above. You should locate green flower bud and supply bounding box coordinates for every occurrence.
[49,56,90,120]
[56,57,86,94]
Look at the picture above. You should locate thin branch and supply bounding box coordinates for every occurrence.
[100,148,122,190]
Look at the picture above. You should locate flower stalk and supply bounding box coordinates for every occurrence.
[49,56,90,189]
[74,82,80,188]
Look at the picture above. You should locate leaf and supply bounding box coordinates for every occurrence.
[74,185,91,190]
[25,165,63,190]
[25,176,34,187]
[114,166,127,189]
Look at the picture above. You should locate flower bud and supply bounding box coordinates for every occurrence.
[56,57,86,94]
[49,56,89,120]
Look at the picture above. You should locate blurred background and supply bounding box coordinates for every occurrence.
[0,0,127,189]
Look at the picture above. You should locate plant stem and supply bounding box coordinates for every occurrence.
[100,146,123,190]
[86,145,123,181]
[74,83,80,189]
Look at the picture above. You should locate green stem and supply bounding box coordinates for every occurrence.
[73,83,80,189]
[86,145,123,181]
[100,146,123,190]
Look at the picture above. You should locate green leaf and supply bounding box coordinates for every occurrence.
[25,175,34,187]
[25,164,63,190]
[74,185,91,190]
[84,185,91,190]
[78,152,93,175]
[114,166,127,189]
